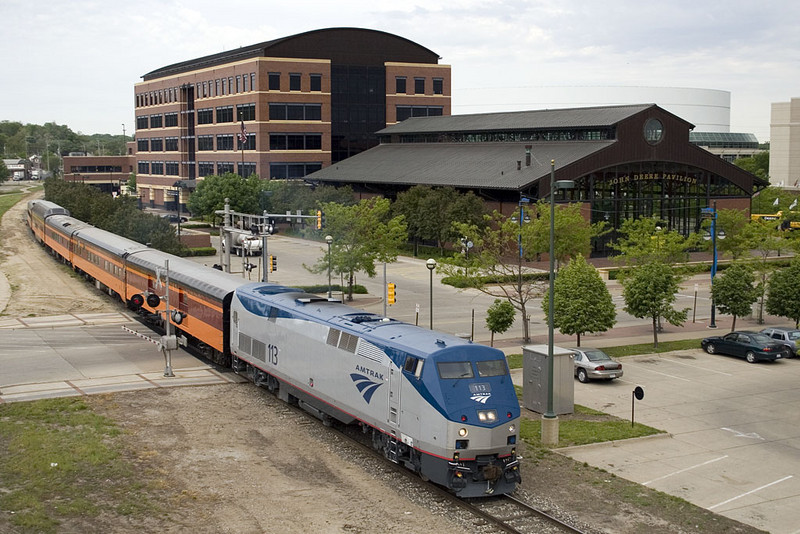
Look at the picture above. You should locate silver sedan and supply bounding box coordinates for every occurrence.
[571,348,623,383]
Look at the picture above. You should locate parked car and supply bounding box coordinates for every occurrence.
[571,347,623,383]
[760,327,800,357]
[160,214,188,223]
[701,331,787,363]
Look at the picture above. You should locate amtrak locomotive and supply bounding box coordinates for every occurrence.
[27,199,522,496]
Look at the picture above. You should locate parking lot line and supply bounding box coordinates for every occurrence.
[709,475,793,510]
[642,455,728,485]
[622,361,692,381]
[660,357,733,376]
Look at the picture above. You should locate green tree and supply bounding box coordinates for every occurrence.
[712,262,758,331]
[751,186,799,215]
[393,185,486,255]
[529,200,598,268]
[714,209,755,260]
[187,173,264,219]
[0,160,8,183]
[748,221,785,323]
[765,259,800,328]
[541,254,616,346]
[485,299,516,347]
[126,172,137,194]
[611,217,699,267]
[306,198,407,300]
[734,151,769,180]
[621,262,688,348]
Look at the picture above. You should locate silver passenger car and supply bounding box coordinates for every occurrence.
[571,347,623,383]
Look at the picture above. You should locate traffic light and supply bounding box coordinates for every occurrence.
[146,293,162,307]
[387,282,396,305]
[269,255,277,272]
[316,210,323,230]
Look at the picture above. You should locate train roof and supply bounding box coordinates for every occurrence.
[46,214,93,236]
[28,199,70,218]
[126,249,245,300]
[73,225,151,257]
[236,283,499,359]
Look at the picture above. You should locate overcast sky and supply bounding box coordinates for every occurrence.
[1,0,797,142]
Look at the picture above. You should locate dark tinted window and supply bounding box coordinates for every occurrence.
[269,72,280,90]
[437,361,473,379]
[476,360,508,377]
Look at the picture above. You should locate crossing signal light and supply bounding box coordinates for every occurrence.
[269,255,277,272]
[146,293,162,308]
[387,283,396,305]
[130,293,145,309]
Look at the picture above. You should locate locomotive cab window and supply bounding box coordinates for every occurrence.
[403,356,424,379]
[437,361,474,379]
[476,360,509,377]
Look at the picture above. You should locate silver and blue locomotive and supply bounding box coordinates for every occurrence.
[231,283,522,496]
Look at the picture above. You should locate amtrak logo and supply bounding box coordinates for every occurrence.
[471,393,491,404]
[350,373,384,404]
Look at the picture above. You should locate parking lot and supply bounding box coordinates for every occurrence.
[563,348,800,534]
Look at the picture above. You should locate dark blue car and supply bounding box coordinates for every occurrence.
[701,331,787,363]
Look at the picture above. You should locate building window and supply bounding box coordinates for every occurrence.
[137,138,149,152]
[396,105,443,121]
[217,162,234,174]
[239,162,256,178]
[270,133,322,150]
[165,162,179,176]
[269,162,323,179]
[151,161,164,175]
[197,135,214,151]
[269,72,280,90]
[215,79,220,97]
[164,113,178,127]
[269,103,322,121]
[216,134,234,151]
[150,138,163,151]
[197,108,214,124]
[165,137,179,151]
[395,77,406,94]
[310,74,322,92]
[222,78,227,95]
[216,106,234,123]
[237,103,256,121]
[242,74,248,93]
[235,75,241,93]
[136,116,149,130]
[150,114,163,128]
[137,161,150,174]
[198,161,215,177]
[433,78,443,95]
[238,134,255,151]
[290,73,301,91]
[414,77,425,94]
[250,73,256,91]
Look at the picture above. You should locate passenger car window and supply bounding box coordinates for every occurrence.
[437,361,474,379]
[476,360,508,377]
[771,333,782,340]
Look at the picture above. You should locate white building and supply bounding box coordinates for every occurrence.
[769,98,800,189]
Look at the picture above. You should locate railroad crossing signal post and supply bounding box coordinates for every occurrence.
[161,259,175,377]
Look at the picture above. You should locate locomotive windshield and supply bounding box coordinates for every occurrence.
[437,361,474,379]
[476,359,508,377]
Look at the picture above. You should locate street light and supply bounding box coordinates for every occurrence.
[703,201,725,328]
[325,235,333,299]
[510,197,531,340]
[426,258,437,329]
[543,160,574,446]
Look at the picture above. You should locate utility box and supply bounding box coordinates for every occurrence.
[522,344,575,415]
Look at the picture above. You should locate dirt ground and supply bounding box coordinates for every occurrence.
[0,189,765,533]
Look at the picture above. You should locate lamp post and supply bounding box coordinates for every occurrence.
[543,160,574,446]
[325,235,333,299]
[703,201,724,328]
[426,258,437,329]
[511,197,531,341]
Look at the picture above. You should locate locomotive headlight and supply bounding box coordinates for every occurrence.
[477,409,497,423]
[508,424,516,434]
[458,427,468,437]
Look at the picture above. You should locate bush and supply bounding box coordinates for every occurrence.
[185,247,217,257]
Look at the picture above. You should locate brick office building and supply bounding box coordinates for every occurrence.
[132,27,451,210]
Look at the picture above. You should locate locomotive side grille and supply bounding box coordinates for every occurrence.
[252,340,266,361]
[339,332,358,353]
[239,332,253,354]
[357,340,384,363]
[326,328,341,346]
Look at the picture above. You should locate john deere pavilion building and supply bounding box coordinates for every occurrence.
[307,103,767,255]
